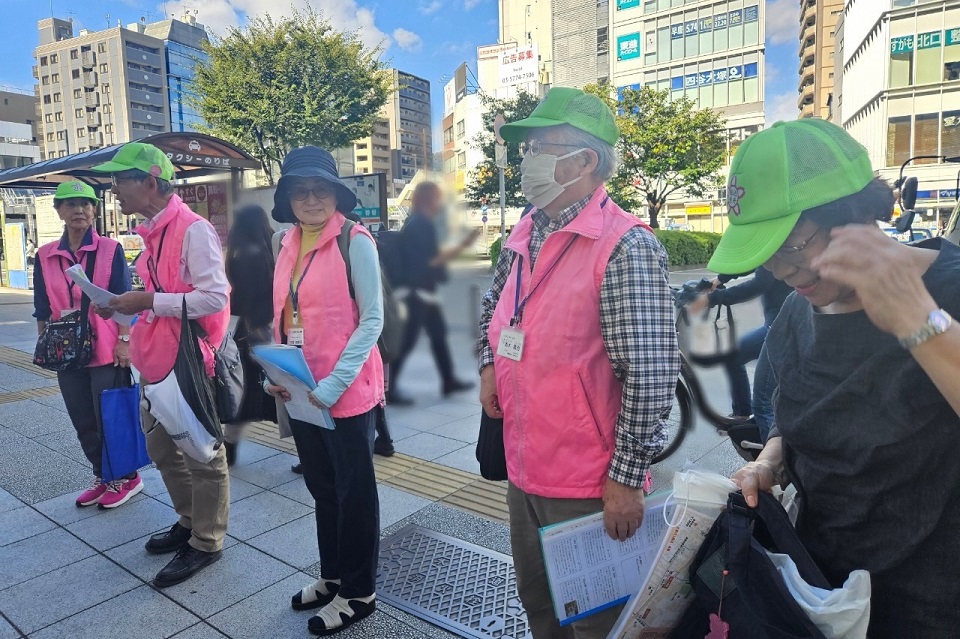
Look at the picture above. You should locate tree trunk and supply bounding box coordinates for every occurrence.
[647,196,662,229]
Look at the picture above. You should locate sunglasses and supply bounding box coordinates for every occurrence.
[288,185,335,201]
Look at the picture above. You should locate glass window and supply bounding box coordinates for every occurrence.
[728,9,744,49]
[942,111,960,158]
[699,13,713,55]
[887,116,912,166]
[915,113,939,158]
[729,78,744,105]
[77,128,85,137]
[744,77,759,103]
[916,31,942,84]
[685,15,699,57]
[744,6,760,46]
[70,49,78,60]
[889,36,914,88]
[50,54,58,63]
[944,31,960,81]
[671,23,684,60]
[657,26,670,64]
[714,80,727,107]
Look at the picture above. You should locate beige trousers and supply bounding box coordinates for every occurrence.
[141,390,230,553]
[507,482,625,639]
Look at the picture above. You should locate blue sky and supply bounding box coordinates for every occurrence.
[0,0,799,144]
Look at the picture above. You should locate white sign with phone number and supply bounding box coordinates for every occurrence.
[499,45,539,89]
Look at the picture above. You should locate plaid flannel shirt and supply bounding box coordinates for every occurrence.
[477,193,679,488]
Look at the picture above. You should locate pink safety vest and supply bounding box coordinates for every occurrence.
[132,195,230,383]
[488,188,651,499]
[37,231,121,368]
[272,212,384,418]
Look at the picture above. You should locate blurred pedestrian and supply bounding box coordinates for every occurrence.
[93,143,231,588]
[33,181,138,509]
[478,88,679,638]
[387,181,478,404]
[223,204,277,465]
[265,146,383,635]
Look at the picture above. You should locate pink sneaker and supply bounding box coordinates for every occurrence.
[98,473,143,509]
[76,477,106,507]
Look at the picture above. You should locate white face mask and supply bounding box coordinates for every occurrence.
[520,148,587,209]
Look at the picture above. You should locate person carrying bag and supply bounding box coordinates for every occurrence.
[100,368,151,482]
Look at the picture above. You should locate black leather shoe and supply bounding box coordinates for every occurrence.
[224,442,238,466]
[153,545,222,588]
[373,438,395,457]
[145,523,192,555]
[442,378,475,396]
[292,463,304,474]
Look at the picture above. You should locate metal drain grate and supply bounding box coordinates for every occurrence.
[377,525,529,639]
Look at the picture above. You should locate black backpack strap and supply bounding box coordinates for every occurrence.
[337,219,356,300]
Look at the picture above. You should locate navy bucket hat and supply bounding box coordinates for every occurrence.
[272,146,358,224]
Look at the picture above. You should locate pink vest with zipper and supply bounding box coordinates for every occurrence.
[489,188,647,499]
[272,213,384,418]
[133,196,229,383]
[38,232,121,368]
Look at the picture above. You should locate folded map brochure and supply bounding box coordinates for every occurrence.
[251,345,335,430]
[538,492,671,627]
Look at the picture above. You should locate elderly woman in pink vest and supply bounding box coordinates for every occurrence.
[264,146,385,636]
[32,181,138,509]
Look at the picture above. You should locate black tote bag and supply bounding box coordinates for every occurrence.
[672,491,831,639]
[476,412,508,481]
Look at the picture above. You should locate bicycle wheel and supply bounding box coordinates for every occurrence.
[653,379,693,463]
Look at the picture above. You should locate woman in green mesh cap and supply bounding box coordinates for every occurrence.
[710,119,960,636]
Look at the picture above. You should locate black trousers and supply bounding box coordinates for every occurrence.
[57,364,118,479]
[289,409,380,598]
[391,292,454,389]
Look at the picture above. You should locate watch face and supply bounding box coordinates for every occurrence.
[930,310,952,332]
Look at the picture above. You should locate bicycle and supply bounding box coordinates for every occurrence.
[652,278,764,463]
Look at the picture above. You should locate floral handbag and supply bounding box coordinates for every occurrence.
[34,251,97,372]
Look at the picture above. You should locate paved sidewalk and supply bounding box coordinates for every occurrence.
[0,263,751,638]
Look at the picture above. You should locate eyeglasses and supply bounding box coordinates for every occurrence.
[773,228,823,259]
[111,174,142,187]
[518,140,582,157]
[288,185,335,201]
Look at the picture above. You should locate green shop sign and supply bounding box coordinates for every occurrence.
[917,31,942,49]
[617,0,641,8]
[617,33,641,60]
[948,28,960,46]
[891,35,914,54]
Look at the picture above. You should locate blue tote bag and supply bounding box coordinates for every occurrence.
[100,369,151,482]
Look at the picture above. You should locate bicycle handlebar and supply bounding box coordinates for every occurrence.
[671,277,715,308]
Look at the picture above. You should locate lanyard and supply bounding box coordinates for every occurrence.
[59,253,86,307]
[289,251,319,318]
[511,235,578,326]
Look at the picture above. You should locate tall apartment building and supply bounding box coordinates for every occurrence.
[835,0,960,228]
[0,90,41,169]
[799,0,843,119]
[143,14,209,133]
[33,15,208,161]
[500,0,555,89]
[610,0,765,228]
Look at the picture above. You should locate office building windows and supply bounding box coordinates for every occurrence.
[70,49,78,60]
[890,36,914,88]
[887,116,912,166]
[943,111,960,157]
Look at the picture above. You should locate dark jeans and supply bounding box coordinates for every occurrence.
[58,364,119,478]
[289,410,379,598]
[390,292,455,390]
[752,344,776,441]
[722,325,768,417]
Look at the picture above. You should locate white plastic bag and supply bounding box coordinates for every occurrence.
[663,469,739,526]
[766,551,871,639]
[143,373,219,463]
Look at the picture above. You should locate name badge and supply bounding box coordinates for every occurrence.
[288,327,305,347]
[60,308,79,319]
[497,327,525,362]
[145,310,156,323]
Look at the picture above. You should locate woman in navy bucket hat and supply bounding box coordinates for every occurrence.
[264,146,385,635]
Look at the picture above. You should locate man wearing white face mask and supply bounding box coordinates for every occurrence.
[477,87,679,638]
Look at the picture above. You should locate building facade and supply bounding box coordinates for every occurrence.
[836,0,960,228]
[384,70,432,197]
[499,0,555,89]
[0,90,41,169]
[144,14,209,133]
[610,0,766,228]
[799,0,843,119]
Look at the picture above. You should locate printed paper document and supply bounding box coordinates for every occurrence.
[65,264,136,326]
[539,492,670,626]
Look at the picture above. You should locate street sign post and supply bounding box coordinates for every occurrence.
[494,114,507,247]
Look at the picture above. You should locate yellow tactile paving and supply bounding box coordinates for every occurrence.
[0,345,58,379]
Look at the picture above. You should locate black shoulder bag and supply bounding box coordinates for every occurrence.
[34,249,98,372]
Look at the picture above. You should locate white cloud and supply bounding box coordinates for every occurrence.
[464,0,485,10]
[418,0,443,15]
[392,28,423,52]
[765,0,797,46]
[765,90,799,124]
[158,0,391,51]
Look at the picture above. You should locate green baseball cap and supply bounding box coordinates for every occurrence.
[498,87,620,146]
[53,180,99,204]
[91,142,176,181]
[707,119,875,275]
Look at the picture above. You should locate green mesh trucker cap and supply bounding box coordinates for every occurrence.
[91,142,176,181]
[707,119,875,275]
[498,87,620,146]
[53,181,99,204]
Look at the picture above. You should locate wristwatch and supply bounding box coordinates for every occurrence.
[898,309,953,349]
[119,335,131,343]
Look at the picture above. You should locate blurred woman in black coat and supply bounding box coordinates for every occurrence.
[224,204,277,465]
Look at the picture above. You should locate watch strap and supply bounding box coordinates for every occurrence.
[898,310,953,349]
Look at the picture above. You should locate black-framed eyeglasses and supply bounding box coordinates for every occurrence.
[774,228,823,258]
[518,140,582,157]
[288,185,335,201]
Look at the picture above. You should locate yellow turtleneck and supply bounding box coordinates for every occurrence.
[283,222,325,335]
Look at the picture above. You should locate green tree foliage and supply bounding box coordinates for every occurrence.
[465,90,541,208]
[192,9,392,183]
[584,83,727,228]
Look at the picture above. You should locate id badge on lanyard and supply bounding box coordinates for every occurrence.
[288,310,305,347]
[289,253,317,348]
